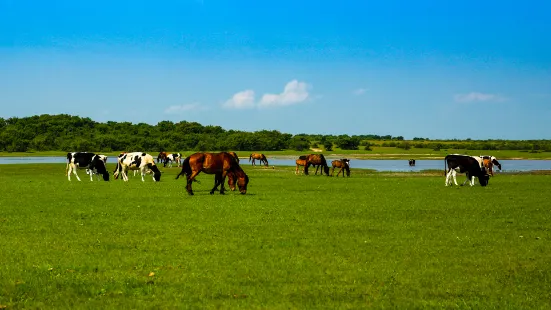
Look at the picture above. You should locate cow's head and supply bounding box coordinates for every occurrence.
[148,163,162,182]
[478,167,490,186]
[92,155,110,181]
[491,157,502,170]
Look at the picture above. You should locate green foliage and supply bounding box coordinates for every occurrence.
[335,135,360,150]
[0,164,550,308]
[323,140,333,151]
[288,136,310,151]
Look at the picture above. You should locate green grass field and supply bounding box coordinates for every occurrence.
[1,164,550,309]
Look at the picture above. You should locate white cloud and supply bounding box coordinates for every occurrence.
[454,92,506,103]
[353,88,367,95]
[258,80,310,108]
[164,103,207,114]
[223,89,256,109]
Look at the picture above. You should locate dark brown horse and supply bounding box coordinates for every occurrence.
[303,154,330,176]
[228,151,239,163]
[249,153,269,166]
[331,159,351,177]
[176,152,249,195]
[157,152,168,164]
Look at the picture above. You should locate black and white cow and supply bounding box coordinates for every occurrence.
[113,152,161,182]
[163,153,182,168]
[445,154,489,186]
[66,152,110,181]
[86,155,107,180]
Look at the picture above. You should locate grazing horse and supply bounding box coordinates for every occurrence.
[228,152,240,163]
[303,154,330,176]
[114,152,161,182]
[480,155,502,176]
[176,152,249,195]
[249,153,269,166]
[295,158,307,175]
[408,159,416,167]
[331,159,351,177]
[157,152,168,165]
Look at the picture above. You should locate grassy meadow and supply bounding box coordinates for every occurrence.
[0,164,550,309]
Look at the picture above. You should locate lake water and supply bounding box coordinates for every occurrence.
[1,156,550,172]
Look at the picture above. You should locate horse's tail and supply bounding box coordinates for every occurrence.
[176,156,191,180]
[249,154,252,162]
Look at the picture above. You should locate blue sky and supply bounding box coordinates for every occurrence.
[1,0,550,139]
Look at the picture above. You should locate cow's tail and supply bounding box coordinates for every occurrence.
[444,156,447,176]
[176,156,191,180]
[65,153,71,176]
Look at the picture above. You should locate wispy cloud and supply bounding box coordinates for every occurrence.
[353,88,367,95]
[164,102,208,114]
[258,80,310,108]
[223,80,311,109]
[454,92,506,103]
[222,90,256,109]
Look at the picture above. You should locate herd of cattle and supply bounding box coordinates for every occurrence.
[64,151,502,187]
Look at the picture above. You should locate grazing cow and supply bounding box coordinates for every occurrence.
[480,155,502,176]
[164,153,182,168]
[295,158,307,175]
[445,154,489,186]
[86,154,108,180]
[331,159,351,177]
[114,152,161,182]
[66,152,110,181]
[408,159,416,167]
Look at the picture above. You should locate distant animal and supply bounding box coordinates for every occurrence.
[114,152,161,182]
[480,155,502,176]
[303,154,330,176]
[249,153,269,166]
[157,152,168,165]
[164,153,182,168]
[66,152,110,181]
[228,152,239,163]
[295,158,307,175]
[445,154,489,186]
[408,159,416,167]
[176,152,249,195]
[331,159,351,177]
[86,154,108,180]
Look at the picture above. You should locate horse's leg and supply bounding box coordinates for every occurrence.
[219,171,228,195]
[210,173,222,195]
[186,171,200,195]
[331,166,335,176]
[315,165,320,175]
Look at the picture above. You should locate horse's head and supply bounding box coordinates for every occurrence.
[323,165,330,176]
[235,171,249,194]
[227,172,237,191]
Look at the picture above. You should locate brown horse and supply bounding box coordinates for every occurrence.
[157,152,168,164]
[331,159,351,177]
[249,153,269,166]
[303,154,330,176]
[295,158,307,175]
[176,152,249,195]
[228,151,239,163]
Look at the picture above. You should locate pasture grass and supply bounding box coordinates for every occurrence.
[0,164,550,309]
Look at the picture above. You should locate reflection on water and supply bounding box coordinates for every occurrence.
[1,157,550,172]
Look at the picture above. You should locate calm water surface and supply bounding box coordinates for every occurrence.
[1,156,550,172]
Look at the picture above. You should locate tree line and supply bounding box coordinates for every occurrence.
[0,114,549,153]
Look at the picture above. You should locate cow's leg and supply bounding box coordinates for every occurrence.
[72,165,82,181]
[89,169,94,181]
[67,165,73,181]
[445,169,451,186]
[140,168,146,182]
[452,170,458,186]
[470,175,476,186]
[122,167,130,182]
